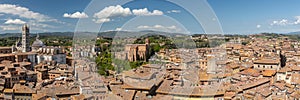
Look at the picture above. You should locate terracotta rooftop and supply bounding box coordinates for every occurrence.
[110,85,135,100]
[241,78,270,90]
[278,67,292,73]
[262,70,276,77]
[254,59,280,64]
[156,80,225,97]
[13,84,36,94]
[291,73,300,85]
[273,82,285,91]
[224,92,236,99]
[239,68,260,76]
[258,87,272,97]
[291,66,300,71]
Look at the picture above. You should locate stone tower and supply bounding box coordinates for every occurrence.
[145,38,150,45]
[22,24,30,52]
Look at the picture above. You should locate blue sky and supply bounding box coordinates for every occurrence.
[1,0,300,34]
[209,0,300,34]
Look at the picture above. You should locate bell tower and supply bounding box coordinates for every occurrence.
[145,38,150,45]
[22,24,30,52]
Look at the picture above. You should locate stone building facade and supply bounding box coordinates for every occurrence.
[12,24,31,53]
[37,47,66,64]
[125,38,150,62]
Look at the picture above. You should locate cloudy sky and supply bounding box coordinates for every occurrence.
[1,0,300,34]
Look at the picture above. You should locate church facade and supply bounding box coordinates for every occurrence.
[0,24,67,66]
[125,38,150,62]
[12,24,31,53]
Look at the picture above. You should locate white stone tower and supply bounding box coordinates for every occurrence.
[22,24,30,52]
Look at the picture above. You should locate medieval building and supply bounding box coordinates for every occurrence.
[12,24,31,53]
[32,34,45,51]
[2,24,66,66]
[125,38,150,62]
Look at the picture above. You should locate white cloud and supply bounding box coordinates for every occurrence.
[294,16,300,25]
[115,27,122,31]
[137,25,150,29]
[168,25,177,29]
[270,19,289,26]
[270,16,300,26]
[0,4,66,32]
[0,4,58,22]
[4,19,26,24]
[153,25,164,28]
[256,24,261,28]
[167,10,181,13]
[93,5,131,23]
[23,20,54,31]
[137,25,177,30]
[93,5,164,23]
[63,12,88,18]
[0,19,56,32]
[0,25,19,31]
[132,8,163,16]
[137,24,180,32]
[93,18,111,23]
[94,5,132,18]
[29,20,55,28]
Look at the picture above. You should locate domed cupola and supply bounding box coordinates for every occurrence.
[32,34,45,51]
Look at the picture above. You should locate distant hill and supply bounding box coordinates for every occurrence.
[0,30,189,39]
[0,33,21,38]
[5,30,300,39]
[287,31,300,35]
[3,30,275,39]
[98,30,187,38]
[39,32,74,37]
[0,32,74,38]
